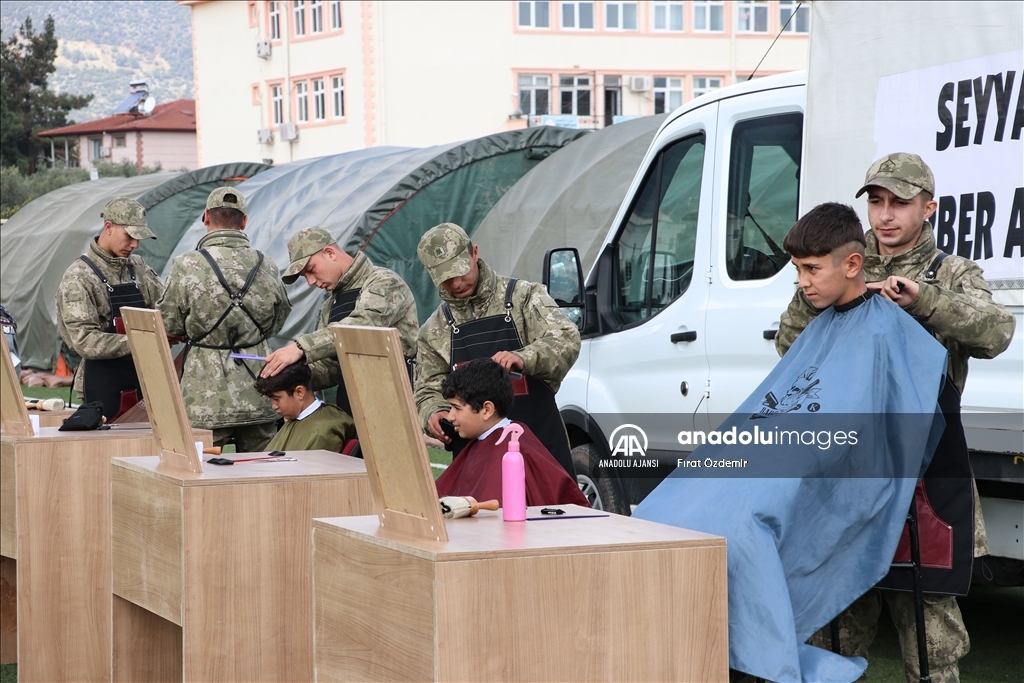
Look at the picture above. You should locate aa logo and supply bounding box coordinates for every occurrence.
[609,424,648,458]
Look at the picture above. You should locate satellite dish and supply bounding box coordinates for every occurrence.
[140,97,156,115]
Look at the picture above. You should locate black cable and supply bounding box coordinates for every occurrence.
[747,2,803,81]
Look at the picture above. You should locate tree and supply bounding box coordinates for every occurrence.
[0,16,92,173]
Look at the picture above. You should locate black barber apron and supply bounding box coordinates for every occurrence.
[78,256,146,420]
[442,279,575,478]
[877,377,974,596]
[328,287,415,416]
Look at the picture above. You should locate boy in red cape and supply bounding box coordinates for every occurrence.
[435,359,589,508]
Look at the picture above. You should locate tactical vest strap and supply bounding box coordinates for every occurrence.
[925,252,948,280]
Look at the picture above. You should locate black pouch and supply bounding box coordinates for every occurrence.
[59,401,107,431]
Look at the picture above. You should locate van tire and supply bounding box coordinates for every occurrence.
[572,443,628,515]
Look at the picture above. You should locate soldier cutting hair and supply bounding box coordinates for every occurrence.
[777,153,1015,683]
[55,197,163,419]
[158,187,291,452]
[415,222,581,477]
[260,227,418,418]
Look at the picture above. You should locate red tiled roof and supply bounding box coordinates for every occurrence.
[39,99,197,137]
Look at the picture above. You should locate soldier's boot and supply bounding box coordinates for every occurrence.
[885,592,969,683]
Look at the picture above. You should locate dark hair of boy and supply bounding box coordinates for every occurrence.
[441,358,514,416]
[253,361,312,396]
[783,202,866,261]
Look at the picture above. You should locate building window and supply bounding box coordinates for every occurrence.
[653,2,683,31]
[518,74,550,116]
[296,81,308,122]
[312,78,326,120]
[330,0,342,29]
[560,75,591,116]
[692,76,722,98]
[293,0,306,36]
[693,0,723,31]
[779,0,809,33]
[91,138,102,160]
[114,135,127,148]
[517,1,550,28]
[332,75,345,117]
[269,1,281,39]
[271,84,284,124]
[561,2,594,29]
[310,0,323,33]
[606,2,637,30]
[653,76,683,114]
[737,1,769,33]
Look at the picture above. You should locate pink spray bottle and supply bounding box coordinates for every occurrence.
[496,422,526,522]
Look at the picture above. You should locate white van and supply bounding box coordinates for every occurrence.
[542,2,1023,579]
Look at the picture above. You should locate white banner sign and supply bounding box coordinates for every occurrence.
[874,50,1023,281]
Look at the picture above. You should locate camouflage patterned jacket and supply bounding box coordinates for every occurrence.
[775,225,1015,394]
[297,251,419,391]
[55,238,164,396]
[415,258,581,429]
[158,229,292,429]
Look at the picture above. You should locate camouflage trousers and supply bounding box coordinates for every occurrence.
[211,421,277,453]
[808,589,969,683]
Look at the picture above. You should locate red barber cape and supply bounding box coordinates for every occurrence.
[436,423,590,508]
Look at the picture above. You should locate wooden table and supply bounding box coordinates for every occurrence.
[312,505,729,683]
[110,450,373,683]
[33,408,75,428]
[0,425,211,682]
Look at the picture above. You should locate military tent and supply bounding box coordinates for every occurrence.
[162,126,587,347]
[473,115,667,284]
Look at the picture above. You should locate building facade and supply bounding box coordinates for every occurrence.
[184,1,809,166]
[38,100,199,171]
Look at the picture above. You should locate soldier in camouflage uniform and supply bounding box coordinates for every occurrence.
[55,197,163,418]
[415,223,581,477]
[158,188,291,451]
[777,154,1015,683]
[261,227,418,418]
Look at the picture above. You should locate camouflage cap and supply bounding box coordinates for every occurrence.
[102,197,155,240]
[281,227,336,284]
[206,187,247,214]
[417,223,472,287]
[855,153,935,200]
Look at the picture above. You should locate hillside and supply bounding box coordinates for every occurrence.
[0,0,192,123]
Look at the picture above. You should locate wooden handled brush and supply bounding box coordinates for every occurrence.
[439,496,500,519]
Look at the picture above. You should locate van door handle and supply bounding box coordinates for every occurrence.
[763,329,777,340]
[670,331,697,343]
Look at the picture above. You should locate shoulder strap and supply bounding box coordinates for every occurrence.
[78,255,111,291]
[503,278,518,321]
[189,249,269,350]
[441,301,457,331]
[925,252,948,280]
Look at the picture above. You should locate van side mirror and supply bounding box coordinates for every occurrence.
[542,247,584,330]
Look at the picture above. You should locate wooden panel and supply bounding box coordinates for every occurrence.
[0,333,32,436]
[112,595,182,683]
[180,476,372,682]
[0,441,15,559]
[435,549,728,682]
[111,465,183,626]
[313,525,436,683]
[114,450,367,487]
[35,409,75,429]
[121,307,203,473]
[332,325,447,542]
[0,556,15,664]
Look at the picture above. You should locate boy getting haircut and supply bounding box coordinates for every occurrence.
[783,202,866,260]
[254,361,311,397]
[253,361,354,453]
[441,358,514,416]
[434,358,589,509]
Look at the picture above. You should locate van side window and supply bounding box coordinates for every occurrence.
[612,133,705,325]
[725,113,802,281]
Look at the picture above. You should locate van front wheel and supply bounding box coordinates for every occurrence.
[572,443,628,515]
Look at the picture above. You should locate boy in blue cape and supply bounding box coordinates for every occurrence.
[634,203,950,683]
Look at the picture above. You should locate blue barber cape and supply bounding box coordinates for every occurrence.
[634,293,948,683]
